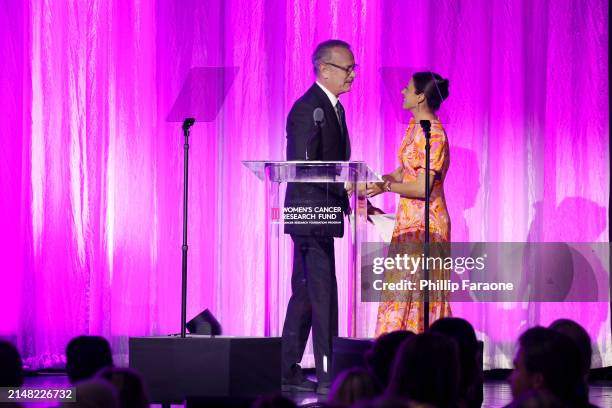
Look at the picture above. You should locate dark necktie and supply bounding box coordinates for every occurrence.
[335,101,345,135]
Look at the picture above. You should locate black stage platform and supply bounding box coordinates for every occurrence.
[129,336,281,404]
[127,335,610,407]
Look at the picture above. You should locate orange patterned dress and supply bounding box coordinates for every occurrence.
[375,118,452,335]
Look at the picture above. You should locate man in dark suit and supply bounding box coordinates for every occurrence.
[281,40,356,395]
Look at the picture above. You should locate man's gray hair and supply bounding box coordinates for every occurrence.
[312,39,351,74]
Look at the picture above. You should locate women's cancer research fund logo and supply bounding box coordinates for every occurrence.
[270,206,342,224]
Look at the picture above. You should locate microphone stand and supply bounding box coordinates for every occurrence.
[180,118,195,338]
[420,120,432,331]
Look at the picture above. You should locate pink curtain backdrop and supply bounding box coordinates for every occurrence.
[0,0,609,369]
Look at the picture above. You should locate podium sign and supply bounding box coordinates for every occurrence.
[243,161,380,337]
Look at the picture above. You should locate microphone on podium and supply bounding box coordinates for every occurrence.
[306,108,325,160]
[313,107,324,125]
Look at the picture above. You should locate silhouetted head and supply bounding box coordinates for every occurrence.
[509,327,582,404]
[366,330,415,389]
[549,319,592,376]
[60,379,119,408]
[97,367,149,408]
[387,332,459,408]
[430,318,479,387]
[66,336,113,384]
[329,368,379,407]
[0,340,24,387]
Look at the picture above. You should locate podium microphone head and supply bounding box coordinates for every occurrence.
[313,108,324,125]
[182,118,196,131]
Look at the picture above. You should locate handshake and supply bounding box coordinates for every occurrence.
[345,174,395,199]
[344,176,394,218]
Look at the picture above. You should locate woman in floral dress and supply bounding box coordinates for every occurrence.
[367,71,451,334]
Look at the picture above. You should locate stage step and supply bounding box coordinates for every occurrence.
[129,336,281,404]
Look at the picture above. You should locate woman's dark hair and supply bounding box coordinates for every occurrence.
[97,367,150,408]
[365,330,415,390]
[412,71,449,112]
[548,319,592,375]
[329,368,379,407]
[66,335,114,383]
[387,332,459,408]
[548,319,592,406]
[429,318,482,408]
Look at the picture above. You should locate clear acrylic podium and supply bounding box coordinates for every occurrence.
[243,161,381,338]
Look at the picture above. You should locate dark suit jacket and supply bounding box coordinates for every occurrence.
[284,83,351,237]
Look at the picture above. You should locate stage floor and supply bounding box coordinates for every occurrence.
[22,374,612,407]
[285,380,612,408]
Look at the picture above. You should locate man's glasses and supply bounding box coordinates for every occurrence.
[325,62,358,75]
